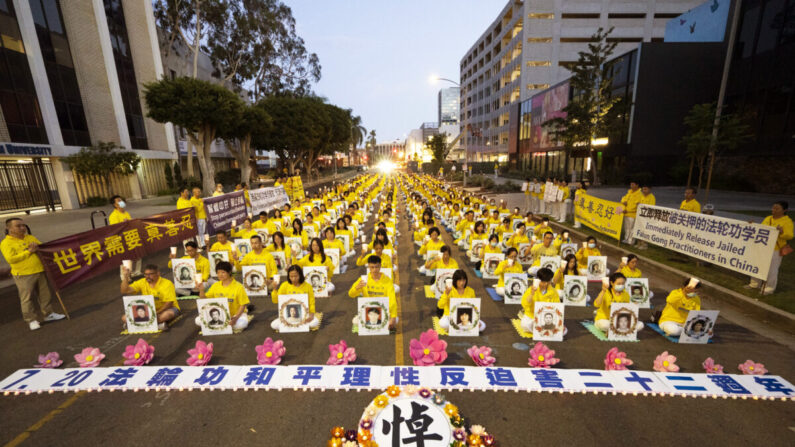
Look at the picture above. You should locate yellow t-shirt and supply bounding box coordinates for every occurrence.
[620,189,643,218]
[576,247,602,269]
[620,266,642,278]
[190,196,206,219]
[130,277,179,312]
[252,219,270,229]
[762,215,794,250]
[212,191,223,197]
[521,286,560,318]
[348,272,397,318]
[530,243,559,266]
[210,241,238,258]
[239,249,278,277]
[168,255,211,282]
[595,289,630,321]
[176,197,192,210]
[108,209,132,225]
[296,253,335,279]
[1,234,44,275]
[680,199,701,214]
[322,238,347,256]
[426,257,459,271]
[659,288,701,325]
[272,281,315,313]
[534,224,552,239]
[357,251,393,269]
[438,286,475,316]
[205,279,249,316]
[507,233,530,249]
[493,259,524,287]
[419,239,445,256]
[232,228,258,239]
[265,244,292,266]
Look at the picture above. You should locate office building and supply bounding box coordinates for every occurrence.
[438,87,459,125]
[460,0,703,162]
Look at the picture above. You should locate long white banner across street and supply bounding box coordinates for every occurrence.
[1,365,793,400]
[632,205,779,279]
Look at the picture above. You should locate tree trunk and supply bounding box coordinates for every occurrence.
[186,140,194,178]
[190,126,217,194]
[238,134,252,187]
[192,5,200,79]
[590,149,600,185]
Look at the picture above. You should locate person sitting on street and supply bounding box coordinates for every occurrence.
[349,255,398,330]
[659,278,702,336]
[196,261,250,332]
[494,247,524,296]
[594,272,644,334]
[120,263,179,331]
[168,241,211,295]
[271,265,319,331]
[438,269,485,332]
[520,268,562,334]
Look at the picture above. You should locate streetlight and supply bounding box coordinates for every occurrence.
[430,75,460,87]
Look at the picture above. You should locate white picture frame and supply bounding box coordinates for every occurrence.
[512,218,523,231]
[326,248,341,274]
[425,249,440,262]
[517,243,532,265]
[357,296,390,336]
[533,301,565,341]
[271,250,288,275]
[679,310,719,344]
[123,295,159,333]
[562,275,588,306]
[560,243,578,260]
[234,239,252,258]
[608,302,640,341]
[336,234,350,253]
[196,297,233,335]
[255,229,270,245]
[626,278,651,308]
[449,297,481,337]
[242,265,269,297]
[285,237,304,258]
[303,265,329,298]
[208,251,230,278]
[587,256,608,281]
[470,239,486,262]
[482,253,504,279]
[501,231,513,247]
[278,293,310,333]
[172,258,197,289]
[434,268,457,298]
[540,256,561,272]
[503,273,527,305]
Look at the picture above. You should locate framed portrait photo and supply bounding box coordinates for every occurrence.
[357,297,390,336]
[278,294,310,333]
[234,239,252,258]
[470,239,486,263]
[679,310,719,344]
[482,253,504,279]
[517,243,532,265]
[123,295,158,333]
[197,298,233,335]
[172,258,197,289]
[562,275,588,306]
[587,256,608,281]
[503,273,527,305]
[626,278,651,308]
[335,234,350,253]
[540,256,560,272]
[242,265,269,297]
[303,265,329,298]
[533,301,565,341]
[209,251,230,278]
[608,303,639,341]
[560,243,578,260]
[325,248,341,274]
[285,237,304,258]
[271,250,288,275]
[449,298,481,337]
[434,268,457,298]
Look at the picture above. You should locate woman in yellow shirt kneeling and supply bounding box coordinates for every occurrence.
[438,269,486,332]
[494,247,524,296]
[270,265,319,331]
[594,272,644,334]
[519,268,563,334]
[658,278,702,336]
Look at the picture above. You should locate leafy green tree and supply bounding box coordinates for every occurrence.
[350,114,366,165]
[543,27,619,184]
[426,133,450,164]
[219,103,272,184]
[255,96,325,174]
[63,142,141,199]
[680,102,752,190]
[164,162,174,189]
[144,77,244,193]
[366,129,376,164]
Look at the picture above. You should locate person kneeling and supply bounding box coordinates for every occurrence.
[594,272,644,334]
[438,269,486,332]
[659,278,702,336]
[195,261,250,332]
[520,268,564,334]
[120,263,180,331]
[349,255,398,330]
[271,265,319,331]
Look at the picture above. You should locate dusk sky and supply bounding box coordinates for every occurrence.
[288,0,503,143]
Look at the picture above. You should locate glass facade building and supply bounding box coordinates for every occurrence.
[438,87,460,125]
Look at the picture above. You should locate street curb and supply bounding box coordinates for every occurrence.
[545,220,795,333]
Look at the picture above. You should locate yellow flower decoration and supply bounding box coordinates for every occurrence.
[614,358,622,365]
[467,434,483,446]
[386,386,401,397]
[444,403,459,417]
[374,395,389,408]
[538,355,545,361]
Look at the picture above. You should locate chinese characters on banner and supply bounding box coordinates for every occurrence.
[203,191,248,234]
[38,209,197,290]
[282,176,305,201]
[573,192,624,240]
[632,205,779,279]
[249,186,290,216]
[1,365,792,400]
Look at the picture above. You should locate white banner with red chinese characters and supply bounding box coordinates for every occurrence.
[632,205,779,279]
[1,366,792,400]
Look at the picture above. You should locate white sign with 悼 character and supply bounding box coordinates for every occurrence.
[632,204,779,279]
[123,295,159,333]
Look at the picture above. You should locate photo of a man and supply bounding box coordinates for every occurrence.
[208,308,224,327]
[133,305,149,322]
[248,273,262,289]
[630,284,645,303]
[616,313,631,331]
[365,307,382,326]
[540,312,556,331]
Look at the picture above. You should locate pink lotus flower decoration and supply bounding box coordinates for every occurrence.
[35,352,62,368]
[653,351,679,372]
[702,357,724,374]
[256,337,286,365]
[74,347,105,368]
[604,347,633,371]
[738,360,767,375]
[327,340,357,365]
[122,338,155,366]
[187,340,213,366]
[467,345,496,367]
[527,342,560,368]
[409,329,448,366]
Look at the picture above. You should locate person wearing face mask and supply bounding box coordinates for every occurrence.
[658,278,702,336]
[576,236,602,274]
[109,195,142,275]
[594,272,644,333]
[520,268,561,333]
[494,248,524,296]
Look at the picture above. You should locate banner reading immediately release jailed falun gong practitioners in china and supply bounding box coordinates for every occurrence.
[632,204,779,279]
[249,186,290,216]
[573,192,624,240]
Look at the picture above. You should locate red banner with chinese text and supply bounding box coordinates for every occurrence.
[38,209,197,290]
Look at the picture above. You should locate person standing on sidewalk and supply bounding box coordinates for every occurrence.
[680,188,701,213]
[620,182,642,245]
[191,187,207,249]
[109,195,141,275]
[1,218,65,330]
[746,201,793,295]
[523,178,532,213]
[212,183,224,197]
[493,163,499,179]
[635,185,656,249]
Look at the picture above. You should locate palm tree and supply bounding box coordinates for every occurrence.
[350,114,366,165]
[366,130,376,165]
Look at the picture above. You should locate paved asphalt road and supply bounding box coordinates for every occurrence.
[0,175,793,446]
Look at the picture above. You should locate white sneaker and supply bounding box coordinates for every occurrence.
[158,322,167,331]
[44,313,66,322]
[761,287,775,296]
[29,321,41,331]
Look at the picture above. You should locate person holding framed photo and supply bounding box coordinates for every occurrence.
[196,261,250,332]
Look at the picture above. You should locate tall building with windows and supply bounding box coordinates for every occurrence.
[437,87,459,125]
[460,0,703,162]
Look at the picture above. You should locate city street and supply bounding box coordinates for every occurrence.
[1,177,793,446]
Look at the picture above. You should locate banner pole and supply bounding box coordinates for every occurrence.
[54,290,70,320]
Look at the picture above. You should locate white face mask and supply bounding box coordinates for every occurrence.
[490,241,498,247]
[118,201,126,209]
[588,243,596,249]
[687,292,697,298]
[614,284,625,292]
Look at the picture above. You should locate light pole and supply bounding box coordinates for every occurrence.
[431,76,460,87]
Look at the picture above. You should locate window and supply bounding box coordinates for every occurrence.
[527,61,551,66]
[30,0,90,146]
[527,37,553,43]
[0,1,48,143]
[104,0,148,149]
[528,13,554,19]
[608,13,646,19]
[654,13,681,19]
[561,13,600,19]
[527,83,550,90]
[606,37,644,42]
[560,37,597,43]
